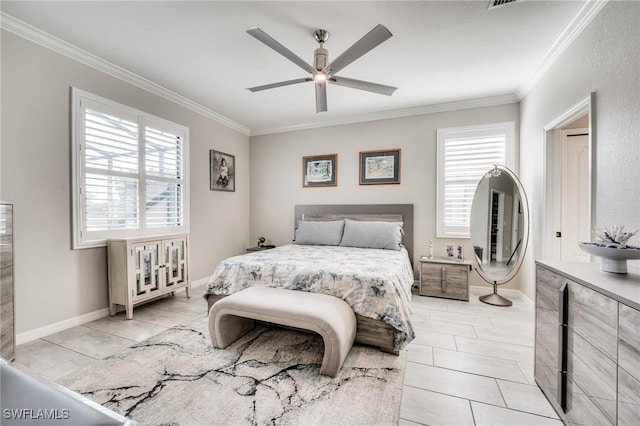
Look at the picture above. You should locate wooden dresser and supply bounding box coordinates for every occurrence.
[535,260,640,425]
[419,257,472,301]
[1,202,15,361]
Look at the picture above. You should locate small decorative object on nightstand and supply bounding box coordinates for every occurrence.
[419,257,472,301]
[246,244,275,253]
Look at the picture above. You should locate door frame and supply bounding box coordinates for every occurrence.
[539,92,596,261]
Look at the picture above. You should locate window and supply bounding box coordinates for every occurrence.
[437,122,514,238]
[72,89,189,248]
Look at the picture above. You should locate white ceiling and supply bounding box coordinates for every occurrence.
[1,1,594,135]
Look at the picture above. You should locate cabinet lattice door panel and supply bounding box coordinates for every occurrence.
[108,233,190,319]
[163,238,187,289]
[133,241,162,301]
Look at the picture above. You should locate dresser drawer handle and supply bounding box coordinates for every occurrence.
[441,266,447,292]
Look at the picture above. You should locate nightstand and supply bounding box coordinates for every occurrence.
[246,245,275,253]
[419,257,472,301]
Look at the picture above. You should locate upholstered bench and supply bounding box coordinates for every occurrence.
[208,286,357,377]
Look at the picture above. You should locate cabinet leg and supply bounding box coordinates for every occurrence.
[109,303,117,316]
[125,303,133,320]
[186,285,191,298]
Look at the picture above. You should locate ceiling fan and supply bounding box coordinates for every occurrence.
[246,24,397,113]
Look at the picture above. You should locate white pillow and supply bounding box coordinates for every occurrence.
[339,219,403,250]
[294,220,345,246]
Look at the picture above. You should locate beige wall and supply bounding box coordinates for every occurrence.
[6,0,636,337]
[249,104,520,288]
[1,32,250,337]
[519,1,640,300]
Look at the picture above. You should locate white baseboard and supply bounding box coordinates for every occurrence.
[16,279,210,346]
[16,308,111,346]
[191,277,209,288]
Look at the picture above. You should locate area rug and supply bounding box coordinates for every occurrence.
[57,316,407,426]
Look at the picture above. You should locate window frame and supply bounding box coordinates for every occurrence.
[436,121,515,239]
[71,88,190,249]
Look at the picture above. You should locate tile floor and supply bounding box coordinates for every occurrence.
[400,287,561,425]
[13,285,561,425]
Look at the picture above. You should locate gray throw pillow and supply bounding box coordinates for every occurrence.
[294,220,345,246]
[339,219,403,250]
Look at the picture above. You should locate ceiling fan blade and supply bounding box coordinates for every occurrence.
[247,27,314,74]
[247,78,311,92]
[323,24,392,75]
[330,76,397,96]
[315,82,327,113]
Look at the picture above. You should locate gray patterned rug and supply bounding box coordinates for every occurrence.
[57,316,406,426]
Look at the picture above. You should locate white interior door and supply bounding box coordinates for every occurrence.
[561,130,590,262]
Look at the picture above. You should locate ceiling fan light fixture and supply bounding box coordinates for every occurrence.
[313,72,329,82]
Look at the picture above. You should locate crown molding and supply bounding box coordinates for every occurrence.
[2,0,606,138]
[249,94,519,136]
[0,12,251,136]
[516,0,608,99]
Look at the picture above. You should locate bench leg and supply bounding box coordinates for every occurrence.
[210,314,255,348]
[319,333,356,378]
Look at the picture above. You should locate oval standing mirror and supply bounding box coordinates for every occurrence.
[470,165,529,306]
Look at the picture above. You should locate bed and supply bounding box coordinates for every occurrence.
[203,204,416,354]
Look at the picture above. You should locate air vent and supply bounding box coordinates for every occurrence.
[488,0,520,10]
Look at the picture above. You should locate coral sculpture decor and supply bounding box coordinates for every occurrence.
[579,226,640,273]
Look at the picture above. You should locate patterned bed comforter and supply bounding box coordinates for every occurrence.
[203,244,415,351]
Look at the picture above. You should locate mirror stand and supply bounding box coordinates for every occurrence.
[479,282,513,307]
[470,165,529,308]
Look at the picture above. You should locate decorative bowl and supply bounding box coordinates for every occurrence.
[578,243,640,273]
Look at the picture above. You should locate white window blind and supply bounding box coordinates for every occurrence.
[72,89,189,248]
[437,122,514,238]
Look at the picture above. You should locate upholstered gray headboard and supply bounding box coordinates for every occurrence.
[294,204,414,263]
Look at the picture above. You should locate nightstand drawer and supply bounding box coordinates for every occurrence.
[419,261,470,301]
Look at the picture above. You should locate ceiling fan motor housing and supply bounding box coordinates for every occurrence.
[314,47,329,71]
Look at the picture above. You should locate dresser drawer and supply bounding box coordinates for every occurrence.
[1,236,13,269]
[567,328,617,424]
[420,262,469,301]
[568,281,618,362]
[618,367,640,426]
[618,303,640,426]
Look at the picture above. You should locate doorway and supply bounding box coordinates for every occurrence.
[560,130,590,261]
[541,93,595,261]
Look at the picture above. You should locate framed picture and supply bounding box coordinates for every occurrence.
[456,245,464,262]
[446,244,455,258]
[210,150,235,192]
[302,154,337,187]
[359,149,401,185]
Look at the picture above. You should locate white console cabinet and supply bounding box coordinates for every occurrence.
[108,234,190,319]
